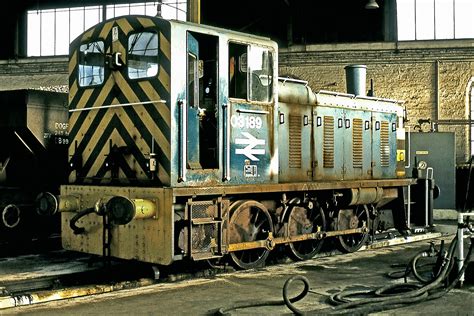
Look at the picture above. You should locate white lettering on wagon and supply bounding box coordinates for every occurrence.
[235,132,265,161]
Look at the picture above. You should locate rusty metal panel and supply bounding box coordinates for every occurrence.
[380,121,390,167]
[61,185,173,265]
[171,178,415,197]
[372,112,397,179]
[323,116,335,168]
[314,106,344,181]
[288,115,302,168]
[353,118,364,168]
[182,198,229,260]
[278,102,312,182]
[344,110,372,180]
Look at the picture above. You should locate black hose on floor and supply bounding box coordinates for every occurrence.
[211,235,472,315]
[212,275,310,316]
[282,235,473,315]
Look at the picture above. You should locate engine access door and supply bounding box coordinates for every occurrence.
[313,106,344,181]
[343,110,372,180]
[372,112,397,179]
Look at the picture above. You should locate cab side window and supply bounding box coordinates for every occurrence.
[187,53,198,108]
[228,43,247,100]
[249,47,273,102]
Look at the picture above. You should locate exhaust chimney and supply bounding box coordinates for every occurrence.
[345,64,367,96]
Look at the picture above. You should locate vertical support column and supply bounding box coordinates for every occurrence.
[187,0,200,24]
[17,10,28,58]
[383,0,398,41]
[433,61,440,131]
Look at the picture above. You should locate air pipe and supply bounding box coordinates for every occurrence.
[36,192,157,227]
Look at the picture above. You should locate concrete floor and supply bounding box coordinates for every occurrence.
[1,229,473,315]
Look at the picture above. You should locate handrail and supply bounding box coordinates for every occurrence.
[69,100,166,113]
[278,77,308,86]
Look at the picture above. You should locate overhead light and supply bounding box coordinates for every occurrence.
[365,0,379,9]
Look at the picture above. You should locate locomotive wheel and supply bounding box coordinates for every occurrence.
[336,205,369,253]
[2,204,21,229]
[287,205,326,261]
[228,200,273,269]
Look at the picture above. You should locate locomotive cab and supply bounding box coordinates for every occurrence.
[67,16,278,188]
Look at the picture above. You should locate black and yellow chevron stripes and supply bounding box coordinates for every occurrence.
[68,16,171,186]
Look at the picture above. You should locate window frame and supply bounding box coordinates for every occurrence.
[27,3,186,57]
[127,30,160,81]
[397,0,474,41]
[248,44,274,104]
[187,52,199,108]
[77,40,106,88]
[228,41,249,101]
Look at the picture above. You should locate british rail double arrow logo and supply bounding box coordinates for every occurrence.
[235,132,266,161]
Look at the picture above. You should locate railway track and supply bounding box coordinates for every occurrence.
[0,231,443,310]
[0,234,62,259]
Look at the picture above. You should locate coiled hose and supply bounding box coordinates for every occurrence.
[283,235,473,315]
[213,275,310,315]
[212,234,472,315]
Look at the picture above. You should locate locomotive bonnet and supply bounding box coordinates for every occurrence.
[37,15,413,268]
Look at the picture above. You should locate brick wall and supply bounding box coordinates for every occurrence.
[2,41,474,163]
[0,57,68,91]
[280,41,474,163]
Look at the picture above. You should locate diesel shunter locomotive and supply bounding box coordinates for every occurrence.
[37,15,413,269]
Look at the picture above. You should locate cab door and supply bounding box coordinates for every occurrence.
[227,43,276,184]
[186,33,201,169]
[343,110,372,180]
[313,106,344,181]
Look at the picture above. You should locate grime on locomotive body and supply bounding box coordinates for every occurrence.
[38,15,413,268]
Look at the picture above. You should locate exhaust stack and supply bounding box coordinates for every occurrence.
[345,64,367,96]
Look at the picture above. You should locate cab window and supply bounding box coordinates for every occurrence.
[78,41,105,87]
[187,53,198,108]
[228,43,248,100]
[249,46,273,102]
[128,31,159,79]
